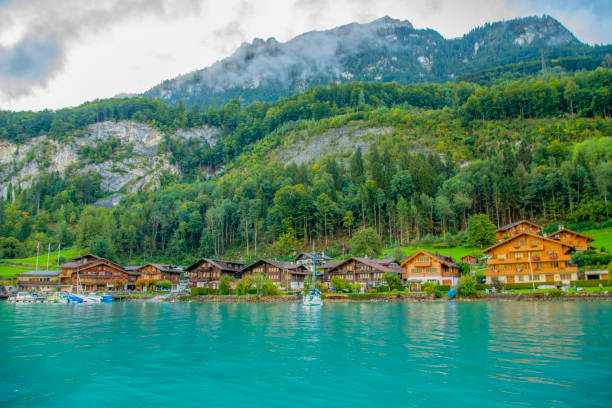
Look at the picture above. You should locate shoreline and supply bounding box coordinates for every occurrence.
[116,292,612,303]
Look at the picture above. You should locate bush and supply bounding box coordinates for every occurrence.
[190,287,199,296]
[262,282,281,296]
[236,277,252,296]
[156,280,171,290]
[437,285,451,292]
[433,289,444,298]
[218,275,233,295]
[383,272,402,291]
[475,284,489,290]
[570,279,611,287]
[548,289,563,297]
[491,277,505,291]
[456,276,476,297]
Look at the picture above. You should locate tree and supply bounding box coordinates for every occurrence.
[156,280,172,290]
[467,214,496,247]
[250,273,268,295]
[349,147,365,184]
[331,275,348,292]
[343,210,355,236]
[218,274,233,295]
[390,170,414,201]
[303,275,314,294]
[382,271,402,291]
[236,276,252,296]
[350,227,382,257]
[456,275,476,297]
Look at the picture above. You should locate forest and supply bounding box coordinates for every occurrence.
[0,69,610,265]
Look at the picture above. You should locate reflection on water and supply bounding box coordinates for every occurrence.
[1,302,611,408]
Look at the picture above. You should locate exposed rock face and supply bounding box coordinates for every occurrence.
[0,121,221,201]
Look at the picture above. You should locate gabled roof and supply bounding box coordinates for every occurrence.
[326,257,402,274]
[400,250,459,269]
[72,254,101,262]
[241,259,310,275]
[143,264,184,274]
[495,220,541,233]
[483,231,573,254]
[77,258,126,273]
[185,258,244,273]
[294,252,332,262]
[549,228,595,242]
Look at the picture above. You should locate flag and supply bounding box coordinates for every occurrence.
[36,242,39,251]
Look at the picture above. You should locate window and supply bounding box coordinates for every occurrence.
[522,275,529,282]
[417,257,429,263]
[497,254,506,260]
[427,268,436,274]
[536,263,542,270]
[531,240,540,247]
[521,241,526,246]
[515,253,522,259]
[561,273,570,280]
[514,241,520,248]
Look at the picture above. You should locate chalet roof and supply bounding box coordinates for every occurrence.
[148,264,184,274]
[374,258,401,267]
[495,220,541,233]
[549,228,595,242]
[483,232,573,254]
[72,254,101,261]
[294,252,332,262]
[242,259,311,275]
[124,266,141,271]
[327,257,402,274]
[461,255,475,259]
[322,260,343,270]
[18,270,61,276]
[401,250,459,269]
[59,262,82,269]
[78,258,126,273]
[185,258,244,273]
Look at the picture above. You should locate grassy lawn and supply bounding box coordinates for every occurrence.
[0,263,31,279]
[582,227,612,252]
[2,248,84,267]
[382,244,483,260]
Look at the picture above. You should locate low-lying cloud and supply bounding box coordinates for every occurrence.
[0,0,204,99]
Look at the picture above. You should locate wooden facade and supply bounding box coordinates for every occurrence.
[17,270,64,292]
[495,220,541,241]
[483,232,577,285]
[323,257,402,288]
[137,264,183,284]
[460,255,477,265]
[401,250,460,288]
[240,259,310,290]
[184,259,245,289]
[60,255,131,291]
[548,227,595,251]
[294,252,331,273]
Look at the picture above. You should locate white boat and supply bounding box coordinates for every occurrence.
[9,292,39,303]
[302,251,322,306]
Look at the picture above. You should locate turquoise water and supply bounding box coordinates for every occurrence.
[1,302,611,407]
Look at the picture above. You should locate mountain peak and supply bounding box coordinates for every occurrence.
[143,15,591,107]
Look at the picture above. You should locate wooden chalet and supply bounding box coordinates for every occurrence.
[16,270,64,292]
[548,226,595,251]
[460,255,477,265]
[59,254,131,291]
[240,259,310,290]
[294,251,331,273]
[137,264,183,285]
[483,232,577,285]
[401,250,460,289]
[495,220,541,241]
[184,258,245,288]
[322,257,402,289]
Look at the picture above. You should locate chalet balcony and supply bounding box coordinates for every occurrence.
[415,261,431,266]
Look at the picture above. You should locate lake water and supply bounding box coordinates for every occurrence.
[1,301,611,407]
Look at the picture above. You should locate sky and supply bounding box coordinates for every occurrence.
[0,0,609,112]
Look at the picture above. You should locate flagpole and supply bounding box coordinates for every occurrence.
[46,243,50,272]
[57,243,61,271]
[35,242,40,272]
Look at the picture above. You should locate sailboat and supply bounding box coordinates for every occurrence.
[302,251,322,306]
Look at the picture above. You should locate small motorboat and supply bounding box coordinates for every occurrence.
[302,289,322,306]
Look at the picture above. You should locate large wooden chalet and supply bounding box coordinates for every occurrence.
[59,254,133,291]
[322,257,402,288]
[548,226,595,251]
[137,264,183,285]
[294,251,331,273]
[484,232,577,285]
[240,259,310,290]
[495,220,542,241]
[401,250,460,289]
[184,258,245,288]
[16,270,64,292]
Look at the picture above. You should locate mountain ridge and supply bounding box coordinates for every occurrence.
[143,14,589,107]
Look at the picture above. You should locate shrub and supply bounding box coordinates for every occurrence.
[433,289,444,298]
[437,285,451,292]
[262,282,281,296]
[548,289,563,297]
[505,282,537,290]
[190,287,199,296]
[156,280,171,290]
[456,275,476,297]
[218,275,233,295]
[491,277,505,291]
[383,272,402,291]
[236,277,252,296]
[331,276,349,292]
[475,284,489,291]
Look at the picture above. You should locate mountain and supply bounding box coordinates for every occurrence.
[143,15,598,107]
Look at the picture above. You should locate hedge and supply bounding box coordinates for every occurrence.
[505,282,539,290]
[190,287,214,296]
[348,293,382,300]
[437,285,451,292]
[570,279,612,287]
[475,284,489,290]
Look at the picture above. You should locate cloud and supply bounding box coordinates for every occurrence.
[0,0,205,99]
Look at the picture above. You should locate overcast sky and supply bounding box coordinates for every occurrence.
[0,0,609,112]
